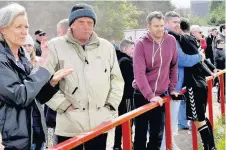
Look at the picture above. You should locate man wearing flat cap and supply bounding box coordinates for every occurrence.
[44,3,124,150]
[34,29,46,56]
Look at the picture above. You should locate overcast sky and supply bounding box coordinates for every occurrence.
[171,0,191,8]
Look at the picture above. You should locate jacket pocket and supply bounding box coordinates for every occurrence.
[57,109,88,134]
[60,73,79,105]
[91,107,115,129]
[64,73,79,94]
[2,108,28,142]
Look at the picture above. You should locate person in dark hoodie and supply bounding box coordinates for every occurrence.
[113,39,134,150]
[214,24,225,71]
[168,18,217,150]
[113,43,124,61]
[205,28,217,64]
[214,37,225,69]
[133,11,178,150]
[214,24,225,103]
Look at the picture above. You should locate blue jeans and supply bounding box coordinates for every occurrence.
[160,100,181,150]
[31,143,44,150]
[178,100,189,128]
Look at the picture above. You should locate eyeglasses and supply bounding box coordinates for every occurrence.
[39,33,46,36]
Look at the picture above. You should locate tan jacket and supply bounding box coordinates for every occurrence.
[44,31,124,137]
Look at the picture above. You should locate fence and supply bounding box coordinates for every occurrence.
[51,70,226,150]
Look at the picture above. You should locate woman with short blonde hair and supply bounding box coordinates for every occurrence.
[0,3,72,150]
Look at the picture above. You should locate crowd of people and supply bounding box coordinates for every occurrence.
[0,2,225,150]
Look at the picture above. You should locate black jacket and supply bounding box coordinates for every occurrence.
[168,31,215,87]
[214,34,225,70]
[205,35,215,64]
[0,41,58,150]
[35,40,42,57]
[118,52,134,99]
[215,48,225,69]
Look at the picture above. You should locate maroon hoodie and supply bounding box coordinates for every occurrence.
[133,32,178,100]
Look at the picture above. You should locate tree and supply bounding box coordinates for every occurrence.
[132,1,176,28]
[209,1,224,12]
[174,8,190,18]
[189,16,208,26]
[93,1,142,40]
[208,1,226,25]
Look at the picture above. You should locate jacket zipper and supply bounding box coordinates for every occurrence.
[35,100,48,143]
[30,107,33,147]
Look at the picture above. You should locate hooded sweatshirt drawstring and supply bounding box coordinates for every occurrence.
[152,39,164,96]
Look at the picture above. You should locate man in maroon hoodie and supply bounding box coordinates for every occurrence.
[133,11,178,150]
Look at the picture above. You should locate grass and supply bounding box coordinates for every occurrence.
[198,117,226,150]
[214,117,226,150]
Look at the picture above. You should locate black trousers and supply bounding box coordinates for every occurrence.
[133,91,166,150]
[114,98,133,148]
[57,133,108,150]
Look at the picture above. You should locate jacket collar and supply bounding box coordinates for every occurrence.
[121,52,132,60]
[0,41,31,74]
[0,41,15,60]
[65,30,100,50]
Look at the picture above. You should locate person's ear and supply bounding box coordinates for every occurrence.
[0,28,5,35]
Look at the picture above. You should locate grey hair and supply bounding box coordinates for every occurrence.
[190,25,201,32]
[57,19,69,34]
[0,3,26,41]
[119,39,134,52]
[146,11,164,24]
[165,11,180,21]
[190,25,201,36]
